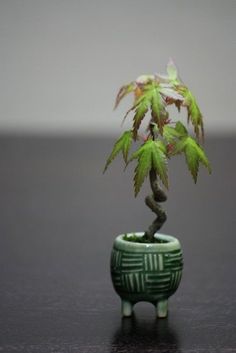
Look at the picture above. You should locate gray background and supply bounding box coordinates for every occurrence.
[0,0,235,135]
[1,2,236,352]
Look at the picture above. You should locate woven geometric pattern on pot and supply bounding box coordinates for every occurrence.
[111,247,183,297]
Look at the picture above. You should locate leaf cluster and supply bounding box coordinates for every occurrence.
[104,60,211,196]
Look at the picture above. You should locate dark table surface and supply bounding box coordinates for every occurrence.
[0,134,235,353]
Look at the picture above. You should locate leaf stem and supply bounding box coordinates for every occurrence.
[149,122,157,141]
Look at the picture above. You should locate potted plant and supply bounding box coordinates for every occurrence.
[104,60,211,318]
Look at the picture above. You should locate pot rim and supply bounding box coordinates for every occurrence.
[114,232,181,253]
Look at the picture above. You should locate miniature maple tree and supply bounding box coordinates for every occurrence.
[104,60,211,242]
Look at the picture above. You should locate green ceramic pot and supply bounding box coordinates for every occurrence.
[110,232,183,318]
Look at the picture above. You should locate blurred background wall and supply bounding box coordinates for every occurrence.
[0,0,235,136]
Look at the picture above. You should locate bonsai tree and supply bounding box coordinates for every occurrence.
[104,60,211,243]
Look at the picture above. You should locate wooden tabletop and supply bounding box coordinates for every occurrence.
[0,135,235,353]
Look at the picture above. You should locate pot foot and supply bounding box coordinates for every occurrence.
[121,300,133,317]
[156,299,168,318]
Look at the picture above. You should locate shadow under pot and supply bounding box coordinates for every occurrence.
[110,232,183,318]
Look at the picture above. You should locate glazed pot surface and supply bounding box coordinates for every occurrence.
[110,233,183,317]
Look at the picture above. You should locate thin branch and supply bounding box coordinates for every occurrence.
[144,169,167,242]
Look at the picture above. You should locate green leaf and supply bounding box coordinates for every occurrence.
[132,95,150,140]
[128,83,166,139]
[103,130,133,173]
[175,121,188,135]
[163,121,188,143]
[178,86,204,139]
[174,136,211,182]
[114,82,135,109]
[156,59,181,86]
[129,140,168,196]
[166,58,179,84]
[121,92,146,129]
[152,141,168,189]
[132,146,152,197]
[150,87,166,134]
[163,126,181,142]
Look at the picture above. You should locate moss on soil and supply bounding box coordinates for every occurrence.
[123,234,166,244]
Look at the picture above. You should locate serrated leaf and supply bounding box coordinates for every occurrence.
[122,93,147,128]
[163,121,188,143]
[121,81,175,139]
[175,121,188,135]
[158,81,184,113]
[133,147,152,197]
[132,96,150,140]
[178,86,204,139]
[174,136,211,182]
[129,140,168,196]
[125,83,167,139]
[114,82,136,110]
[151,87,166,134]
[103,130,133,173]
[163,126,182,142]
[157,59,181,85]
[152,141,168,189]
[159,86,184,101]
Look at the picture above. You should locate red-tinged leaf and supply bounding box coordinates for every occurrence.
[132,98,149,140]
[177,86,204,140]
[114,82,136,110]
[175,100,182,112]
[121,93,146,127]
[160,86,184,101]
[150,87,168,134]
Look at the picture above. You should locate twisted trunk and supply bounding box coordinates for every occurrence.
[144,169,167,242]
